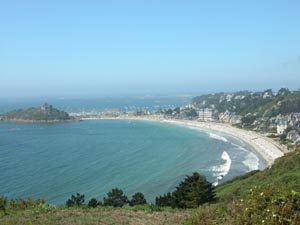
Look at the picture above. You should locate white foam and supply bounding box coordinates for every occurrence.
[211,151,232,186]
[231,143,260,171]
[209,133,228,143]
[243,152,260,171]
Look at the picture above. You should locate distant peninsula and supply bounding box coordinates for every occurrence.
[0,103,78,123]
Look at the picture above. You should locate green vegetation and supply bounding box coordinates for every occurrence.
[2,103,72,121]
[186,146,300,224]
[192,88,300,117]
[88,198,101,208]
[130,192,147,206]
[0,204,190,225]
[66,193,85,207]
[103,188,129,207]
[156,173,216,208]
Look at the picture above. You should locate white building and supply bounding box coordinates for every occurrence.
[277,119,288,134]
[198,108,218,121]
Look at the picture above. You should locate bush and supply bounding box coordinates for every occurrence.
[237,186,300,225]
[130,192,147,206]
[156,172,216,208]
[173,172,216,208]
[103,188,128,207]
[66,193,85,207]
[88,198,100,208]
[0,196,7,215]
[155,192,174,207]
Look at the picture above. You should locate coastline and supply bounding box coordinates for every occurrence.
[0,118,81,123]
[82,116,287,167]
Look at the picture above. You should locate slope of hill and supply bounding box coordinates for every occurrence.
[186,146,300,225]
[192,88,300,117]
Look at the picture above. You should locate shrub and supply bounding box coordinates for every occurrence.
[130,192,147,206]
[88,198,100,208]
[155,192,174,207]
[66,193,85,207]
[0,196,7,215]
[237,186,300,225]
[173,172,216,208]
[156,172,216,208]
[103,188,128,207]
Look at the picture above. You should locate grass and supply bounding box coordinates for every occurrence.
[0,205,192,225]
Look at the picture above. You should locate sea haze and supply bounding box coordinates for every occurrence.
[0,95,192,114]
[0,119,265,204]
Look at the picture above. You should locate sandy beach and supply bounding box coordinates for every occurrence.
[83,116,287,167]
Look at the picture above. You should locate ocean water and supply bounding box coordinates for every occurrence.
[0,119,266,204]
[0,96,191,114]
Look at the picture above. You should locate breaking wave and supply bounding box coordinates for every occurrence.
[209,133,228,142]
[211,151,232,186]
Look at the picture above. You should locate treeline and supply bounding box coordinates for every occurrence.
[1,172,215,216]
[65,172,216,209]
[66,189,146,208]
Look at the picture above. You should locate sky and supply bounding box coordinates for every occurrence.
[0,0,300,97]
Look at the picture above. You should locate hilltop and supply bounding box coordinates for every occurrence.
[0,103,76,122]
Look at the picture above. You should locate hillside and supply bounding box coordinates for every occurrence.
[0,103,73,122]
[1,147,300,224]
[192,88,300,117]
[187,146,300,225]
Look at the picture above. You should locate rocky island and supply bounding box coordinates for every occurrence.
[0,103,78,123]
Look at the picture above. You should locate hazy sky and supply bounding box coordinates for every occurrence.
[1,0,300,97]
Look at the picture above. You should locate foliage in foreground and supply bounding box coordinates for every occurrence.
[0,197,46,213]
[186,186,300,225]
[156,172,216,208]
[0,205,190,225]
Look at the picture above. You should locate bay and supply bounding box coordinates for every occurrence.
[0,119,264,204]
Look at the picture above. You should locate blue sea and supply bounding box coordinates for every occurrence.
[0,97,267,204]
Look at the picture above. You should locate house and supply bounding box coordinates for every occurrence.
[219,111,241,124]
[40,103,53,115]
[198,108,218,121]
[277,119,288,134]
[287,130,300,143]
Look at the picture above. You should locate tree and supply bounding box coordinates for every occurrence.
[241,114,257,126]
[174,107,180,114]
[155,172,216,208]
[66,193,85,207]
[103,188,128,207]
[173,172,216,208]
[130,192,147,206]
[88,198,100,208]
[155,192,174,207]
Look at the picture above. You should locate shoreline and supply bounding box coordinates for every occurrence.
[0,118,81,123]
[81,116,287,167]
